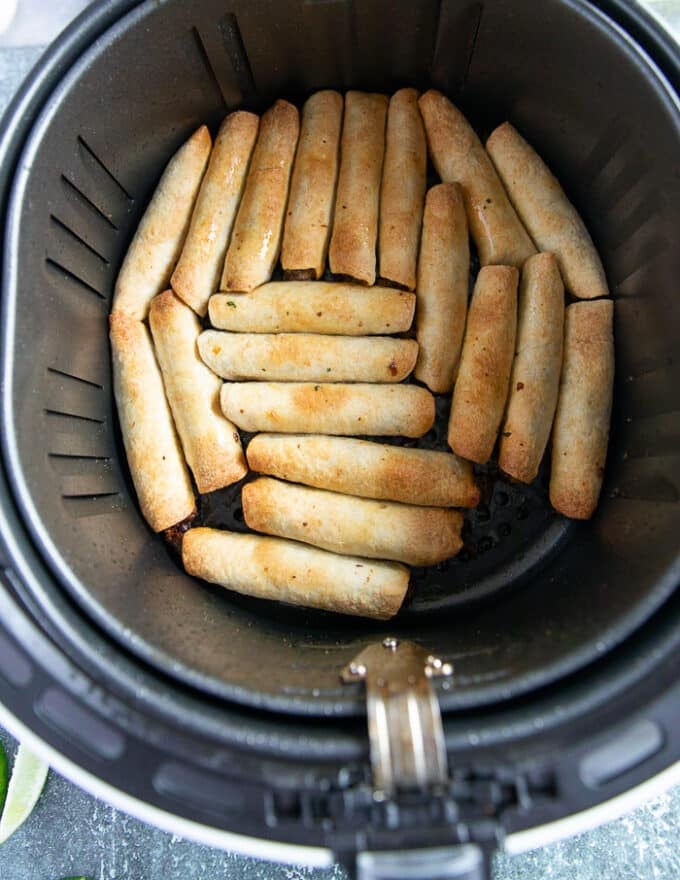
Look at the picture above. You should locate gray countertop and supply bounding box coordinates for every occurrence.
[0,2,679,879]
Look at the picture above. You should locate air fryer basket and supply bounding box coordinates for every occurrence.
[0,0,678,872]
[2,0,677,715]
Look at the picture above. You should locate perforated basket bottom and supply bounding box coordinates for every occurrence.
[195,397,570,618]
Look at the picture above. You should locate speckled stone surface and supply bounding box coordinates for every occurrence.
[0,4,679,878]
[0,45,43,112]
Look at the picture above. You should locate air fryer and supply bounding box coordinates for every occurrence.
[0,0,678,878]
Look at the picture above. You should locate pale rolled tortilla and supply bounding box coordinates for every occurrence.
[486,122,608,300]
[171,111,259,316]
[328,91,388,285]
[418,91,535,267]
[109,313,195,531]
[221,382,435,437]
[182,527,409,620]
[243,478,463,566]
[209,282,415,335]
[550,299,614,519]
[281,90,343,279]
[221,100,299,291]
[198,331,417,383]
[448,265,519,464]
[247,434,479,508]
[149,291,247,494]
[414,182,470,392]
[499,252,565,483]
[378,88,427,291]
[112,126,211,320]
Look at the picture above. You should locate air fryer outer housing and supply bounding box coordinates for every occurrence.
[0,0,678,876]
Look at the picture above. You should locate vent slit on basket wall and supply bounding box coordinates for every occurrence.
[46,366,104,390]
[61,491,119,500]
[430,1,483,97]
[60,174,119,231]
[49,453,111,462]
[61,492,123,520]
[44,409,104,425]
[218,14,256,102]
[458,1,484,95]
[49,215,110,265]
[192,14,256,110]
[191,26,229,110]
[45,257,106,300]
[76,135,134,203]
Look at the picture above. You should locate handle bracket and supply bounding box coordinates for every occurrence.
[341,638,453,798]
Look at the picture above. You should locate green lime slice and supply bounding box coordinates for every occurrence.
[0,743,49,844]
[0,743,7,813]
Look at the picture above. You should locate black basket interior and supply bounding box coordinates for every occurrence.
[1,0,678,716]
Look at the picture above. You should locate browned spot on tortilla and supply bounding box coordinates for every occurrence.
[291,383,349,414]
